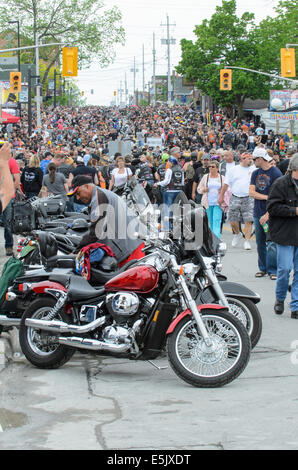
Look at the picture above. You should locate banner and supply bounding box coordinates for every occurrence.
[0,80,18,110]
[270,89,298,113]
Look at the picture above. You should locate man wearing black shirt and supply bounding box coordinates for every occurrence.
[192,155,210,202]
[69,157,99,212]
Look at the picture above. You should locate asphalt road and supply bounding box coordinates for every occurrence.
[0,226,297,451]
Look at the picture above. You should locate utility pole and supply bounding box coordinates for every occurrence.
[130,56,139,105]
[161,15,176,106]
[35,30,41,129]
[142,44,145,101]
[152,32,156,106]
[125,72,128,106]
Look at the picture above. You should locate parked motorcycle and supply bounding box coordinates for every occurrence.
[1,204,262,348]
[19,234,251,388]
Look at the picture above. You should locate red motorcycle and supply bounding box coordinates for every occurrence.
[19,235,251,388]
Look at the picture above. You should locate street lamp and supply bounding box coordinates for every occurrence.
[8,20,20,72]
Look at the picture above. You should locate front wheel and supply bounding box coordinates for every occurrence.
[167,310,251,388]
[19,297,75,369]
[225,297,262,349]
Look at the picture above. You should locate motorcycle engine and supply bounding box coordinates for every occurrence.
[105,292,139,323]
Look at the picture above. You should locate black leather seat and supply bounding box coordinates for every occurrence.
[68,275,104,301]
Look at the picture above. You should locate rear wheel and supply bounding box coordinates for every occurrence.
[167,310,251,388]
[19,297,75,369]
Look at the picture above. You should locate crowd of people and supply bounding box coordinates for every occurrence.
[0,103,297,317]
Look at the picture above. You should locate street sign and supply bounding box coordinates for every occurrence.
[0,64,36,81]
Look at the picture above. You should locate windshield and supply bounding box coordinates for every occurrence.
[131,183,151,212]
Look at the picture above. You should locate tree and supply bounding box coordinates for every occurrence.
[176,0,296,116]
[0,0,125,87]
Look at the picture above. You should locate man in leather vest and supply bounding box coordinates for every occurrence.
[68,175,145,266]
[137,153,154,184]
[154,149,184,229]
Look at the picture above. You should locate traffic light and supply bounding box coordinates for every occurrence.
[10,71,21,93]
[62,47,78,77]
[113,90,117,96]
[220,69,232,91]
[280,48,296,78]
[81,91,84,96]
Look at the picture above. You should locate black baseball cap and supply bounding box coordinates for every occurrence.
[67,175,92,196]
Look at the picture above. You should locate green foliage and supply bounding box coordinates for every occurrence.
[176,0,297,115]
[0,0,125,86]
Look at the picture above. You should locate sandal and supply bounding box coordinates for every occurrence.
[270,274,277,280]
[255,271,266,277]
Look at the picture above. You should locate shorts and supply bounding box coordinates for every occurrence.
[227,195,254,223]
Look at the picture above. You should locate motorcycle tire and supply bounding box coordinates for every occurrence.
[167,310,251,388]
[19,297,75,369]
[225,297,262,350]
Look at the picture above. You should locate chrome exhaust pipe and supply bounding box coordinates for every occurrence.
[58,336,131,353]
[25,316,106,334]
[0,316,21,327]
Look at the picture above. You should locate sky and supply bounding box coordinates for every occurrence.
[76,0,279,106]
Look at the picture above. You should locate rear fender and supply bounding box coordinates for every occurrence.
[166,304,228,335]
[20,281,67,299]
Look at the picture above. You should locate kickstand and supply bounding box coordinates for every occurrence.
[147,360,168,370]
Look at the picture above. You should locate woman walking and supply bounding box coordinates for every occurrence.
[198,160,225,239]
[109,156,132,191]
[42,162,68,197]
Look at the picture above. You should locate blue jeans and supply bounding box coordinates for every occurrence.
[2,200,13,249]
[254,217,277,275]
[276,244,298,311]
[206,205,223,239]
[162,190,180,230]
[73,202,88,213]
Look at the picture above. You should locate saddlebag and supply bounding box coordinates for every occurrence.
[11,199,36,234]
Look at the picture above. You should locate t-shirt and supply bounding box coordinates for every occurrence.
[250,166,282,217]
[70,164,98,183]
[42,172,67,196]
[225,164,256,197]
[9,158,20,197]
[207,175,223,206]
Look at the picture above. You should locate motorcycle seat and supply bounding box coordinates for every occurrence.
[48,273,104,301]
[68,275,105,301]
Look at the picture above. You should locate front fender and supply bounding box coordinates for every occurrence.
[166,304,228,335]
[197,281,261,304]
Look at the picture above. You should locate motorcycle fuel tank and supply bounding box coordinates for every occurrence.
[104,265,159,294]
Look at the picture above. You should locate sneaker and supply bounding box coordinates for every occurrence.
[232,233,242,247]
[244,241,251,250]
[5,247,13,256]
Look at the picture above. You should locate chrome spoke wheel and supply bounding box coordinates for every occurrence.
[174,315,242,378]
[26,307,61,356]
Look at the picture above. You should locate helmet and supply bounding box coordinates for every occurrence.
[70,218,89,231]
[168,156,178,165]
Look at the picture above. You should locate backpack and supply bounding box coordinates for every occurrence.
[185,163,195,180]
[0,257,24,305]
